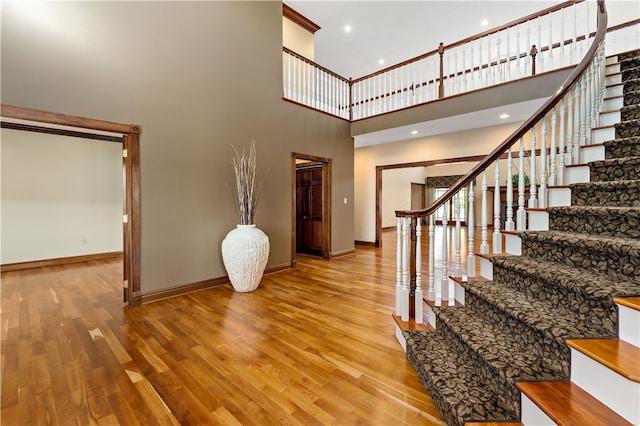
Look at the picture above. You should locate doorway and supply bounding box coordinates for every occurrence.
[0,104,141,306]
[291,153,331,263]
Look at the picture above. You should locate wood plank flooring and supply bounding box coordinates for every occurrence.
[1,230,447,425]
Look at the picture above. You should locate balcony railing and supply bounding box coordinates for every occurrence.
[282,0,639,122]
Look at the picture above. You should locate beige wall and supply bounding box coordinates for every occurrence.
[1,129,123,264]
[283,16,314,59]
[1,1,353,294]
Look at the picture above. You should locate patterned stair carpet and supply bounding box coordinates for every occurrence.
[404,48,640,426]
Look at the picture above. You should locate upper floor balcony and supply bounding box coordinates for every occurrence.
[282,0,639,125]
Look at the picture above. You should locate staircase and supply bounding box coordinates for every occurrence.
[402,49,640,426]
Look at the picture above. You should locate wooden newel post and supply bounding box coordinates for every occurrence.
[438,42,445,99]
[409,217,417,319]
[530,44,538,76]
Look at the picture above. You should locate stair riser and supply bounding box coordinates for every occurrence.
[580,144,605,163]
[548,210,640,239]
[589,159,640,182]
[432,308,521,415]
[591,126,615,144]
[463,290,571,374]
[570,349,640,425]
[618,303,640,347]
[571,183,640,207]
[520,395,556,426]
[520,233,640,282]
[492,264,617,336]
[603,96,623,111]
[604,136,640,159]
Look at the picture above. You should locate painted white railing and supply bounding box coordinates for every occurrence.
[394,0,609,323]
[282,47,351,120]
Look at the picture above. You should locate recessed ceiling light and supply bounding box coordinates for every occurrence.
[378,59,385,65]
[481,19,489,26]
[500,114,510,119]
[411,130,418,135]
[344,25,352,33]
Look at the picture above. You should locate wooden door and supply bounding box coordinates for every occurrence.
[296,166,323,256]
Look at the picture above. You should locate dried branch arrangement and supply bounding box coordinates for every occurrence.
[231,141,262,225]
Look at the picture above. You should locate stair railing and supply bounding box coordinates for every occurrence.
[394,0,608,324]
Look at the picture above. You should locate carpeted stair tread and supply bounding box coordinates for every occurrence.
[570,179,640,207]
[589,156,640,182]
[615,118,640,138]
[623,79,640,95]
[522,229,640,256]
[604,136,640,159]
[433,304,567,381]
[461,279,612,347]
[521,230,640,281]
[546,205,640,238]
[621,104,640,122]
[493,255,640,303]
[623,90,640,108]
[404,330,518,426]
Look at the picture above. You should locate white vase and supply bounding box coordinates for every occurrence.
[221,224,269,292]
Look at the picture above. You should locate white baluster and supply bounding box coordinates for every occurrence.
[566,88,574,166]
[401,217,409,321]
[537,17,543,73]
[454,193,462,277]
[539,116,548,208]
[493,160,502,254]
[585,66,593,146]
[396,218,402,315]
[529,125,538,208]
[506,28,512,82]
[549,106,558,187]
[467,181,476,277]
[429,215,436,302]
[558,99,566,185]
[480,171,489,254]
[441,201,449,305]
[571,3,577,64]
[516,25,522,79]
[574,81,583,164]
[548,13,553,70]
[505,149,515,231]
[517,137,527,231]
[415,219,423,324]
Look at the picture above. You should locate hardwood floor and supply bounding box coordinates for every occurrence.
[1,229,449,425]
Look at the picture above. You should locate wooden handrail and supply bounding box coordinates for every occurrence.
[396,0,607,219]
[282,47,350,83]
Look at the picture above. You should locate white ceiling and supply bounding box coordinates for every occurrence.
[284,0,639,148]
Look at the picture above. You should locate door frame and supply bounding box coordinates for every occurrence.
[291,152,331,264]
[1,104,142,306]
